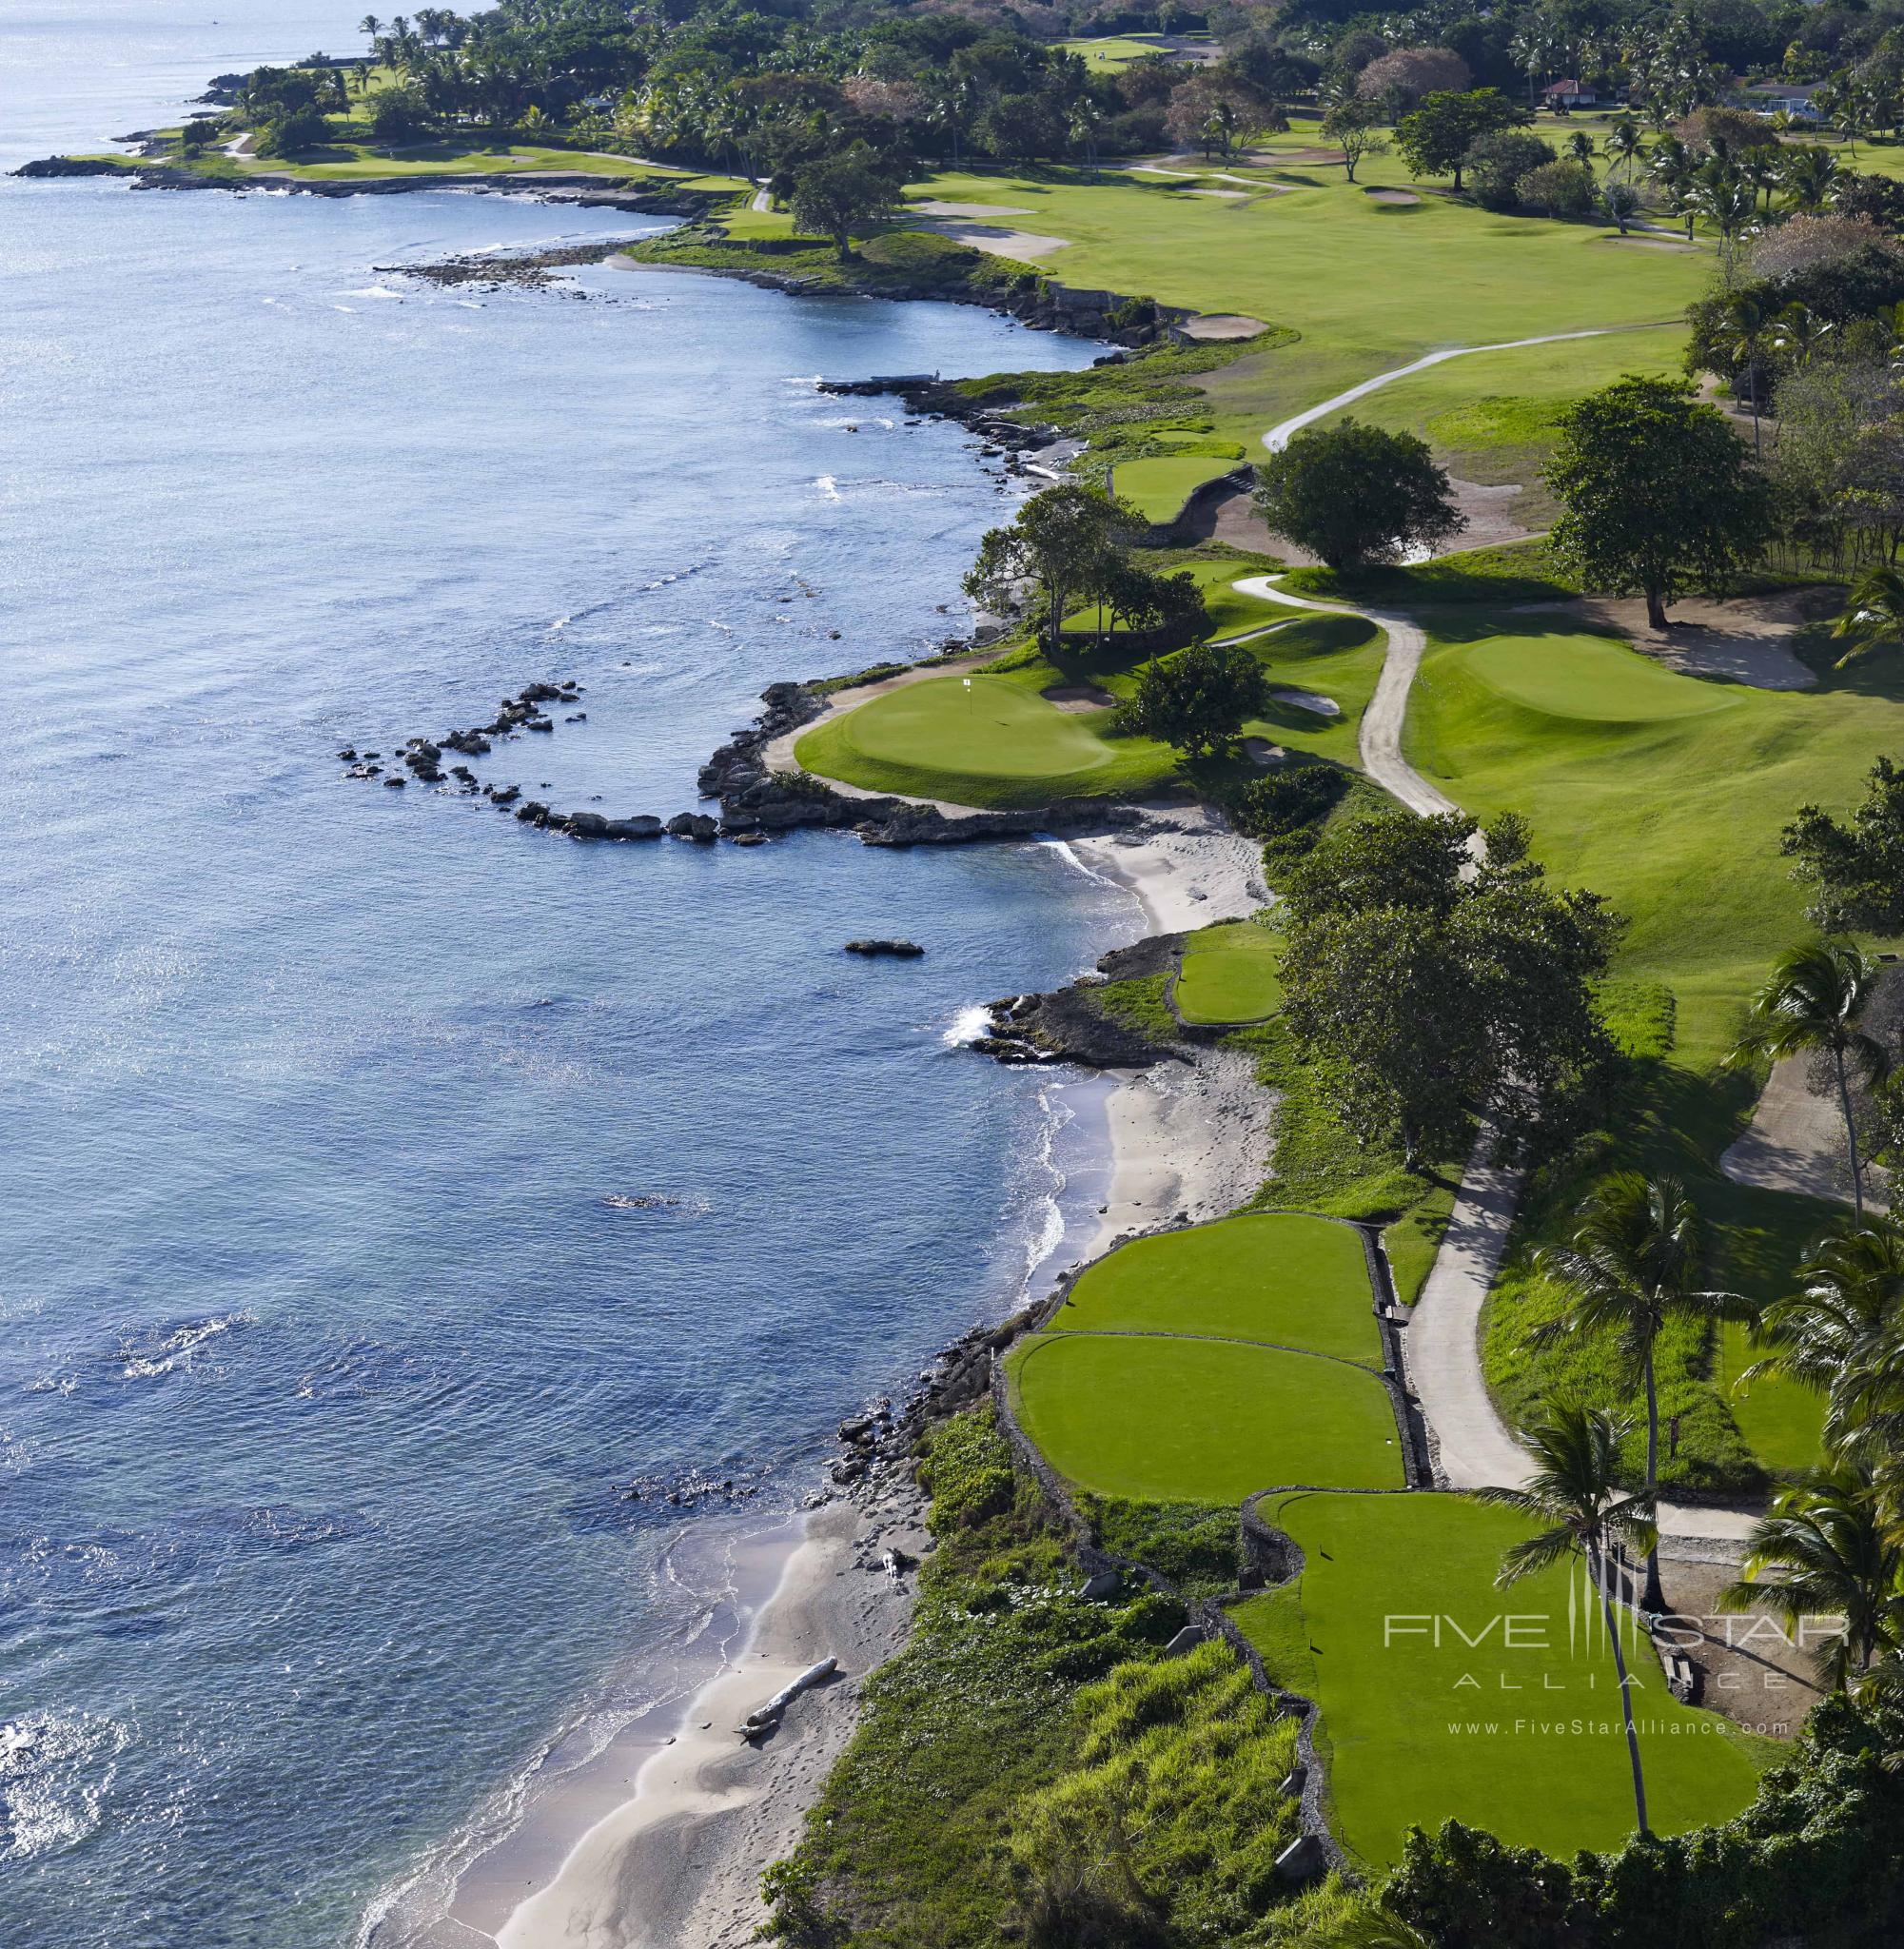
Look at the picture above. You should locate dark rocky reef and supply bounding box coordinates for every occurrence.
[972,933,1187,1069]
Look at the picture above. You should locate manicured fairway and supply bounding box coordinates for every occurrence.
[1008,1333,1403,1502]
[1461,632,1735,722]
[1112,453,1241,523]
[1235,1491,1775,1868]
[1050,1211,1379,1362]
[1405,614,1904,1068]
[1174,916,1284,1025]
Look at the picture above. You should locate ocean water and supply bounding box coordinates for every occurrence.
[0,10,1128,1944]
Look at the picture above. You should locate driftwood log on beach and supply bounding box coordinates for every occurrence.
[738,1657,837,1738]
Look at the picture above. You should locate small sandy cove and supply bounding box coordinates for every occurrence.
[1069,810,1275,1255]
[496,1488,924,1949]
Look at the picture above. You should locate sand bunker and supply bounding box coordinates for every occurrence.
[910,200,1033,219]
[1364,186,1420,205]
[917,220,1069,263]
[1043,683,1119,713]
[1179,313,1268,341]
[1268,687,1340,719]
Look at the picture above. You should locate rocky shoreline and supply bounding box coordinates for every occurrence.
[349,662,1150,851]
[11,149,727,221]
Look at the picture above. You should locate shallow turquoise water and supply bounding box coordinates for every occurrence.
[0,10,1124,1942]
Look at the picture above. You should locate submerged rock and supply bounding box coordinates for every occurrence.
[844,938,925,958]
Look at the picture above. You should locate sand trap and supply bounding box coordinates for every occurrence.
[1179,312,1268,342]
[1364,186,1420,205]
[910,200,1033,219]
[1242,737,1286,766]
[1043,682,1118,712]
[1602,234,1698,249]
[1184,187,1246,199]
[1268,687,1340,719]
[917,220,1069,263]
[1546,588,1829,691]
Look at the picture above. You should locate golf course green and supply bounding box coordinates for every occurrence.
[1236,1491,1776,1868]
[1008,1333,1404,1502]
[1173,915,1285,1026]
[1460,631,1737,722]
[795,584,1382,809]
[1113,453,1244,524]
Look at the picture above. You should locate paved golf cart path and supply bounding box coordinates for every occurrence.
[1244,331,1758,1545]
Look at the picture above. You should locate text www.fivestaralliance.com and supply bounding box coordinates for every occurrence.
[1448,1718,1789,1738]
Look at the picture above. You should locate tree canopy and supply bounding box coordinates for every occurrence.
[1254,419,1465,570]
[1281,811,1621,1164]
[1543,376,1775,628]
[1783,753,1904,935]
[1119,640,1266,761]
[1396,88,1529,192]
[789,148,904,261]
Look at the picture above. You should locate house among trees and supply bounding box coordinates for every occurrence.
[1742,80,1821,119]
[1541,78,1600,108]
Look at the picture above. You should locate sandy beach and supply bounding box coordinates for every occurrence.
[492,1486,926,1949]
[477,813,1271,1947]
[1067,808,1276,1258]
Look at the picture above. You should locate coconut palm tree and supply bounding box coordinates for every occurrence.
[1481,1399,1659,1839]
[1722,284,1779,453]
[1742,1216,1904,1407]
[1604,115,1642,182]
[1831,561,1904,669]
[1772,298,1834,368]
[1567,129,1598,171]
[1779,143,1841,214]
[1729,938,1893,1221]
[1534,1174,1744,1611]
[1719,1461,1904,1690]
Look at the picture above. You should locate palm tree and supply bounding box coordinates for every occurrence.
[1831,561,1904,669]
[1742,1216,1904,1406]
[1534,1174,1743,1611]
[1772,298,1834,368]
[1567,129,1598,172]
[1718,1462,1903,1690]
[1604,115,1642,182]
[1692,167,1758,285]
[1729,938,1893,1221]
[360,12,383,42]
[1722,285,1778,453]
[1779,144,1841,214]
[1481,1399,1659,1839]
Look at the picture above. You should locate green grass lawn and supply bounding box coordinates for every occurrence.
[1235,1491,1776,1869]
[718,154,1700,466]
[1174,915,1285,1025]
[795,585,1383,810]
[1058,33,1207,68]
[1046,1211,1380,1363]
[1112,452,1243,523]
[1008,1334,1404,1502]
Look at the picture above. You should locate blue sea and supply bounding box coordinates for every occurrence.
[0,10,1129,1943]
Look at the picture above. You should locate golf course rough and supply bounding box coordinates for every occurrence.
[1236,1491,1775,1868]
